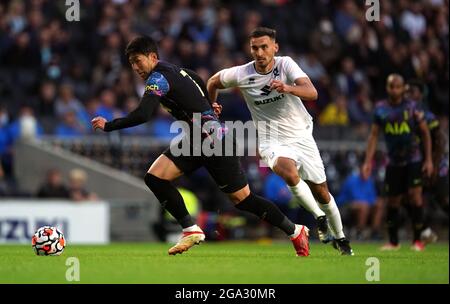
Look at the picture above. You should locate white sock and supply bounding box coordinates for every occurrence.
[182,224,201,232]
[319,194,345,239]
[290,179,325,219]
[289,224,301,239]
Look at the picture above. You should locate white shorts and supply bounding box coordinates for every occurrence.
[259,130,327,184]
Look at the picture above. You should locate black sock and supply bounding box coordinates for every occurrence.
[235,192,295,235]
[386,206,400,245]
[144,173,194,228]
[411,205,425,242]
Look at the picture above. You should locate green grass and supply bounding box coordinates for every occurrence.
[0,242,448,284]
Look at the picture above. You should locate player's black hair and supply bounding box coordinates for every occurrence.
[249,27,276,40]
[125,36,159,59]
[407,79,425,94]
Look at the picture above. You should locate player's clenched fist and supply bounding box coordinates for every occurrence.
[270,79,291,94]
[91,116,107,131]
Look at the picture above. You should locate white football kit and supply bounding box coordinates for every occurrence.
[219,56,326,184]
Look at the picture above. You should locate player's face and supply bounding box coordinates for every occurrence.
[250,36,278,70]
[129,53,157,80]
[386,78,405,102]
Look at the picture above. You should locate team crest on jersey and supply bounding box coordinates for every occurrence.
[273,67,280,77]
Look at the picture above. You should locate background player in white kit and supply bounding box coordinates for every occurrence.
[207,27,353,255]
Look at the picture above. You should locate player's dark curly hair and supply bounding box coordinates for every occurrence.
[125,36,159,59]
[249,27,276,40]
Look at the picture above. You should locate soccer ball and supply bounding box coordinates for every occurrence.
[32,226,66,256]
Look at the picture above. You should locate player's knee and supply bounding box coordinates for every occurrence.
[144,173,165,191]
[228,187,251,204]
[274,168,299,186]
[273,162,299,186]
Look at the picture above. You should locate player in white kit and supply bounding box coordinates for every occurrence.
[207,27,353,255]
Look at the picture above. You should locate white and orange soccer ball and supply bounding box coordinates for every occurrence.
[32,226,66,256]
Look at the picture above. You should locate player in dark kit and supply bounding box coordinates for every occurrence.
[362,74,434,251]
[91,36,310,256]
[406,80,448,243]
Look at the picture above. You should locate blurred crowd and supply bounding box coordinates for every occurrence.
[0,0,448,239]
[0,0,448,137]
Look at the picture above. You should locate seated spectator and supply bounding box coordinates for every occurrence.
[37,169,70,199]
[55,83,88,126]
[335,57,364,98]
[319,94,349,126]
[68,168,98,202]
[55,110,87,138]
[95,89,124,122]
[337,165,383,240]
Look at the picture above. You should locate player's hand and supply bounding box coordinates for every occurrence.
[270,80,291,94]
[422,160,434,178]
[361,162,372,180]
[91,116,107,131]
[211,102,223,117]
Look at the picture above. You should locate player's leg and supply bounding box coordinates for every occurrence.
[145,151,205,255]
[273,157,326,219]
[305,181,352,255]
[146,154,193,228]
[291,131,352,254]
[370,197,385,240]
[406,162,429,251]
[408,185,428,251]
[260,147,331,243]
[380,194,403,250]
[229,185,310,257]
[205,154,309,256]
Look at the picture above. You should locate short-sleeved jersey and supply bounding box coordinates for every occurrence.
[219,56,312,147]
[144,61,216,124]
[373,99,425,165]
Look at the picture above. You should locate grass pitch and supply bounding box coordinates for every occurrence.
[0,241,448,284]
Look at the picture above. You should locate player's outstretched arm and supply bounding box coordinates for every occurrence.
[270,77,318,101]
[207,72,225,116]
[91,94,158,132]
[362,123,380,180]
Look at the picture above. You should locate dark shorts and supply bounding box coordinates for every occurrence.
[163,133,248,194]
[384,162,423,196]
